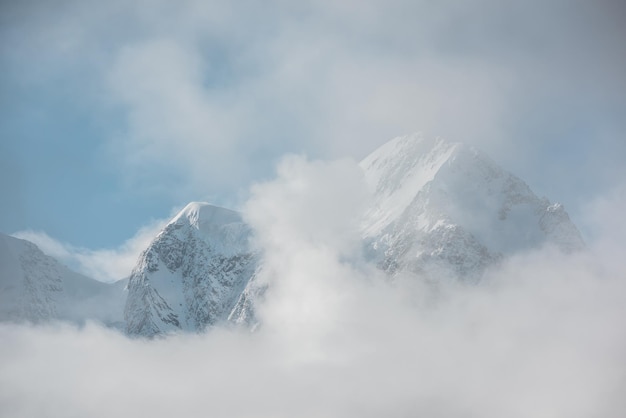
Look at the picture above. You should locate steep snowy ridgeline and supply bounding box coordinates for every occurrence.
[228,265,267,330]
[360,134,458,237]
[0,134,587,334]
[360,133,585,279]
[0,233,126,327]
[124,202,258,337]
[126,136,586,336]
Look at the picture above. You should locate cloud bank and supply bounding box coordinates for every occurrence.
[3,0,624,211]
[13,218,167,282]
[1,157,625,417]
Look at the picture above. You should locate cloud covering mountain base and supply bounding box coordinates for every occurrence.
[1,157,625,417]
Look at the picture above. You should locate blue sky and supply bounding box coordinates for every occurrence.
[1,0,625,280]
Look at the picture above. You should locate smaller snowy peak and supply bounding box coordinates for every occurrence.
[0,232,126,326]
[124,201,257,336]
[170,202,243,229]
[0,233,63,322]
[167,202,250,257]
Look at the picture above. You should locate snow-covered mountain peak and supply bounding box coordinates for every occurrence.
[124,201,256,336]
[0,232,126,326]
[360,133,585,279]
[360,133,461,236]
[171,202,241,229]
[167,202,250,257]
[360,133,460,192]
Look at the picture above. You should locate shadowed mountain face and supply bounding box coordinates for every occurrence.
[1,134,585,335]
[0,233,126,327]
[124,203,258,337]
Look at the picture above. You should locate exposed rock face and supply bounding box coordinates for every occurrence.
[124,203,258,337]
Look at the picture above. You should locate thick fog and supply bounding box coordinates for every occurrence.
[1,157,624,417]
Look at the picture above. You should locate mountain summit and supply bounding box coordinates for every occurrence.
[360,133,584,279]
[122,134,584,336]
[124,203,257,337]
[0,134,585,335]
[0,232,125,326]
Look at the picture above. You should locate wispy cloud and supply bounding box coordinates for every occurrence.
[1,156,625,417]
[1,1,624,415]
[13,218,167,282]
[4,0,624,209]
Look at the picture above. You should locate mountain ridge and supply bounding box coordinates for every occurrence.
[0,133,585,335]
[360,133,584,280]
[0,232,126,327]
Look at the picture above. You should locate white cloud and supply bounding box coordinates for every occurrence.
[107,38,253,196]
[242,156,375,359]
[13,218,167,282]
[4,156,625,417]
[2,2,626,414]
[8,0,623,207]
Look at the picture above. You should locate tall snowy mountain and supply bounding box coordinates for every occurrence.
[360,134,584,279]
[124,134,584,336]
[0,232,126,327]
[0,134,585,335]
[124,203,258,337]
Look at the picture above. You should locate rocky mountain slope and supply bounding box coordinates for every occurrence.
[0,232,126,327]
[124,203,258,337]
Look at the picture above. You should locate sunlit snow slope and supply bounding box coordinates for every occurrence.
[360,133,585,279]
